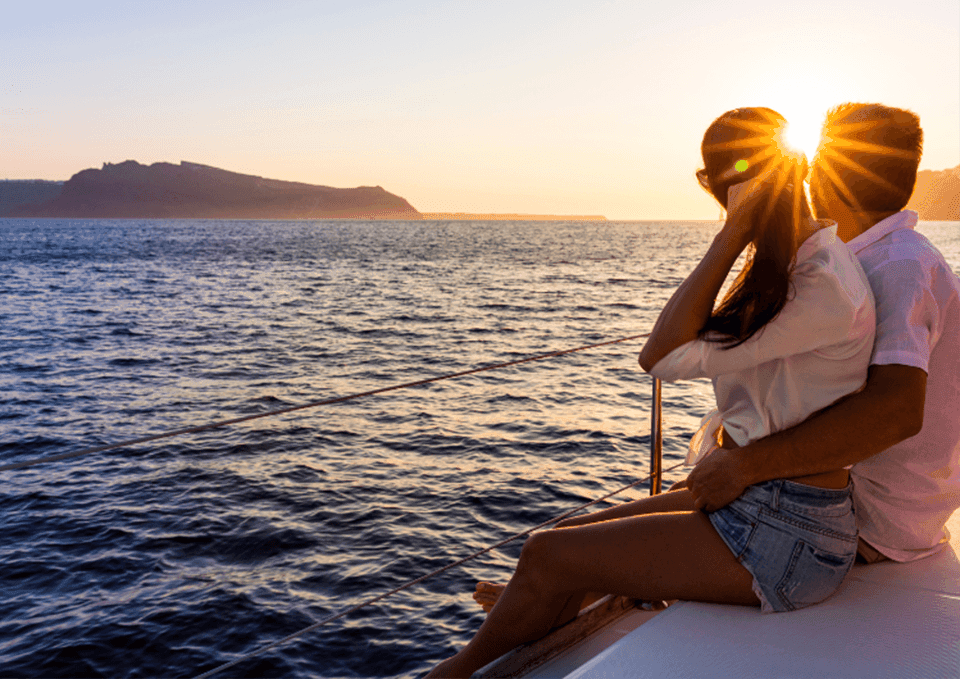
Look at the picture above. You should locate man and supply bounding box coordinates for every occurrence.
[686,103,960,563]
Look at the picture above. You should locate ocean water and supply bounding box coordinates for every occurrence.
[1,218,957,678]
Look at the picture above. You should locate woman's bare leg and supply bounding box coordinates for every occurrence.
[471,490,699,614]
[474,582,604,616]
[427,508,757,678]
[556,487,697,528]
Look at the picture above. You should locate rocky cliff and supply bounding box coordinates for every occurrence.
[10,161,421,219]
[906,165,960,221]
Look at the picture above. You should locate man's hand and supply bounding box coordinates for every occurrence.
[686,447,752,512]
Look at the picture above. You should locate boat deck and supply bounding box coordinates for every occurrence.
[495,508,960,678]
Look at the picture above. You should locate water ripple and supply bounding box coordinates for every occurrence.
[1,218,954,678]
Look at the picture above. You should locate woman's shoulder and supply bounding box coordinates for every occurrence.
[796,224,865,280]
[793,225,874,312]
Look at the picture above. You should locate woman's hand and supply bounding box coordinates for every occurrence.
[720,178,767,251]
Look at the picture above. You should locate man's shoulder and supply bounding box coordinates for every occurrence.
[889,228,945,260]
[857,227,951,277]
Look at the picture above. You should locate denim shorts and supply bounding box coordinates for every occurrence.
[708,479,858,613]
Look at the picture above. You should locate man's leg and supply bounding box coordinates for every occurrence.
[856,538,890,564]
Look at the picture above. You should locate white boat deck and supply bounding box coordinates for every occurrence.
[522,509,960,679]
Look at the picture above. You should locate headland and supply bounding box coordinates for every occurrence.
[3,161,420,220]
[906,165,960,221]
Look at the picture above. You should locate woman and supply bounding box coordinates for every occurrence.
[426,108,875,678]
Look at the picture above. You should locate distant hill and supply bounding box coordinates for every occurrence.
[7,161,420,219]
[906,165,960,221]
[0,180,64,216]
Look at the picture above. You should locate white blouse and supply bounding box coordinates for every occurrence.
[648,225,876,463]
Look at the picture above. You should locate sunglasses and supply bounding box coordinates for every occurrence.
[697,164,748,191]
[696,168,712,190]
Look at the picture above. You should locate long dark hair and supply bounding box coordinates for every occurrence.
[697,108,808,348]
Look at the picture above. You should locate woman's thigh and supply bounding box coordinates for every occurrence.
[526,509,758,607]
[558,489,697,528]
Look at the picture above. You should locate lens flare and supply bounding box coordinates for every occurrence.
[700,109,807,225]
[781,119,822,160]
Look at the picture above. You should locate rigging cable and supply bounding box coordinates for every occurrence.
[192,460,685,679]
[0,332,651,473]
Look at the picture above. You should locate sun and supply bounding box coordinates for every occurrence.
[781,116,824,161]
[751,81,836,161]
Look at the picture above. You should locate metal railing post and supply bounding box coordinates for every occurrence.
[650,378,662,495]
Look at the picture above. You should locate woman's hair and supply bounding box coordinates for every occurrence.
[697,107,809,348]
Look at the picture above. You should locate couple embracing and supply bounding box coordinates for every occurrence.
[428,104,960,678]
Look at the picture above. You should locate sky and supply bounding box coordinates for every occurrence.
[3,0,958,220]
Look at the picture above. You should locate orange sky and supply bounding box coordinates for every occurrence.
[3,1,958,219]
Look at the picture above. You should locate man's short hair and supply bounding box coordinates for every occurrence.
[813,103,923,213]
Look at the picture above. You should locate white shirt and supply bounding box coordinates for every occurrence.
[847,210,960,562]
[649,225,876,463]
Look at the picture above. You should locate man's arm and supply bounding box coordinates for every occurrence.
[686,364,927,511]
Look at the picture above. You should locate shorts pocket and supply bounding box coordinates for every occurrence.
[775,540,855,611]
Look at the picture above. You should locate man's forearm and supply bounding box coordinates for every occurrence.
[735,364,926,485]
[687,364,926,512]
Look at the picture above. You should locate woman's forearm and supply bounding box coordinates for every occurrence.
[639,228,747,371]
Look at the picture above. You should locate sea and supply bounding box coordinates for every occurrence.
[2,218,958,678]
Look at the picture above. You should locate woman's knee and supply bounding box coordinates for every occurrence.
[516,531,564,583]
[517,530,582,592]
[518,532,550,570]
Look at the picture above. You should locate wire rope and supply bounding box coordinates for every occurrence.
[0,332,650,473]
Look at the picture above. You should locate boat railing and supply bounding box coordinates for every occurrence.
[650,377,663,496]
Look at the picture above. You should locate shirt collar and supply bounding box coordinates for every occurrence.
[796,221,839,263]
[846,210,919,255]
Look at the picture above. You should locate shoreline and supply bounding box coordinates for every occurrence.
[418,212,607,221]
